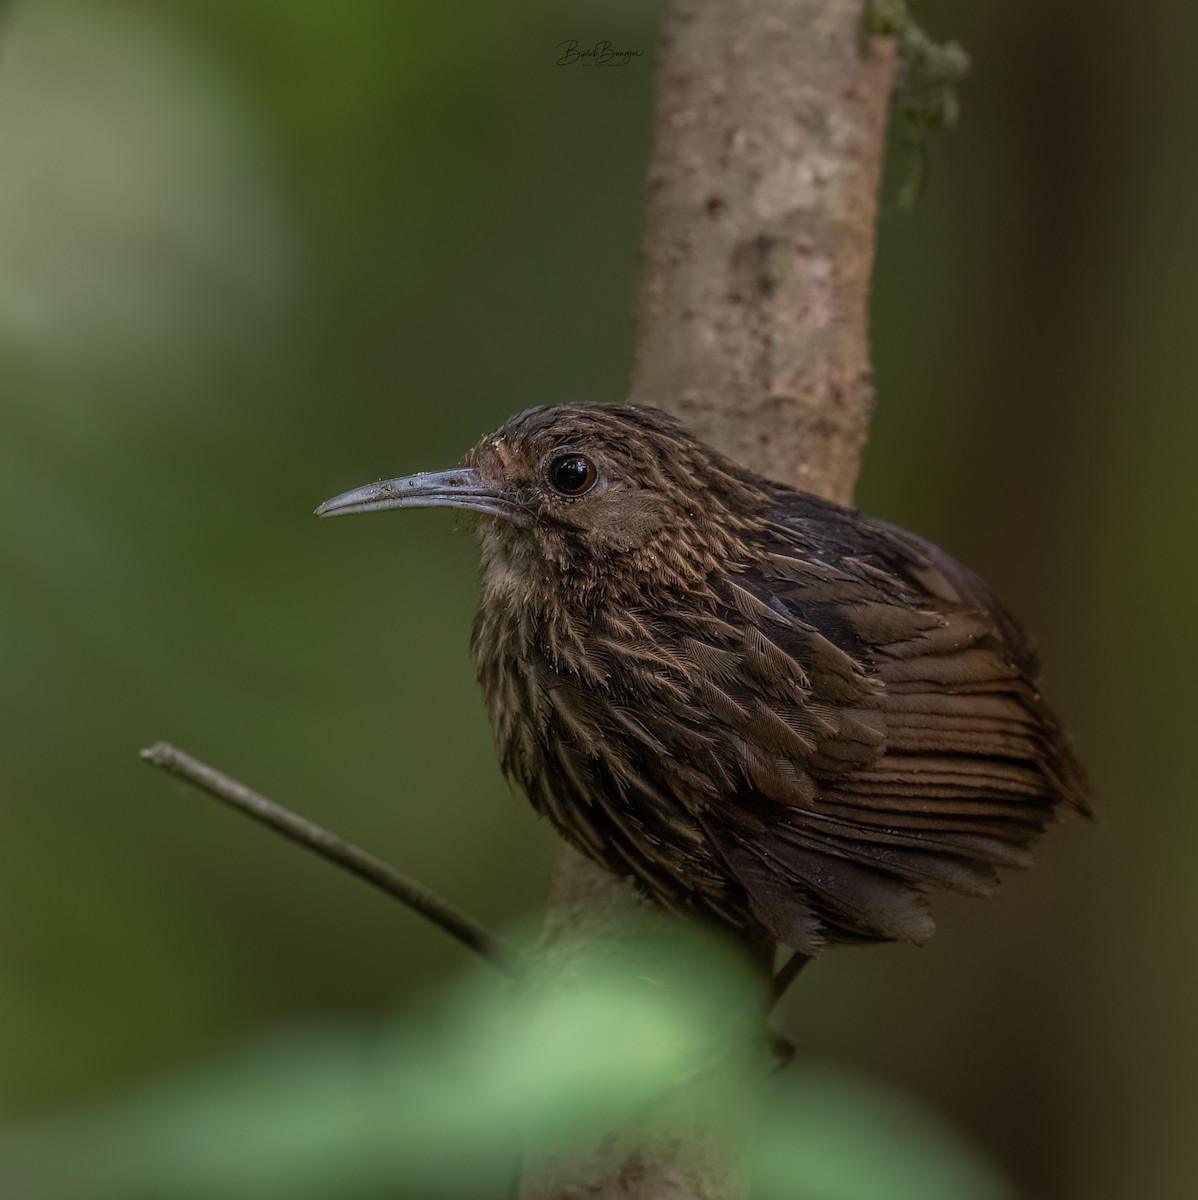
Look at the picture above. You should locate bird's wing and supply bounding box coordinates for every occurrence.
[684,494,1089,952]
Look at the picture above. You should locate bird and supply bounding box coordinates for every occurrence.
[316,403,1090,959]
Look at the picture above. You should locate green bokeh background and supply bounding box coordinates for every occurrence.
[1,1,1192,1197]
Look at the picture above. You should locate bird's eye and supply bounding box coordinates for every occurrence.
[547,453,598,497]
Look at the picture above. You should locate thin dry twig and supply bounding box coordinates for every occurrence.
[139,741,518,975]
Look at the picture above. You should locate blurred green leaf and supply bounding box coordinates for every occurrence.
[0,932,1010,1200]
[0,929,752,1197]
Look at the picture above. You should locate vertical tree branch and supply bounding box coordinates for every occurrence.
[634,0,895,504]
[520,2,896,1197]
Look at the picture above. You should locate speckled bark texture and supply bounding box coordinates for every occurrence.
[519,3,895,1197]
[633,0,896,505]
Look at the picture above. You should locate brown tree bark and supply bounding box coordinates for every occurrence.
[518,3,896,1196]
[634,0,895,505]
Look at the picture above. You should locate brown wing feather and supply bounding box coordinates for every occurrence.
[696,495,1090,950]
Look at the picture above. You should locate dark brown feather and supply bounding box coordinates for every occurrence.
[460,403,1090,955]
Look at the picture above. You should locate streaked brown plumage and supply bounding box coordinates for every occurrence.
[317,403,1090,956]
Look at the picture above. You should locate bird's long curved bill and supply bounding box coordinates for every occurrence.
[315,468,517,521]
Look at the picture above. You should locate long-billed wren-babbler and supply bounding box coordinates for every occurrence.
[317,404,1089,957]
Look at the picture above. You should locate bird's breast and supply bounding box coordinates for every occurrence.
[471,583,740,918]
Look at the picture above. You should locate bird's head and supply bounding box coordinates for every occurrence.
[316,404,769,596]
